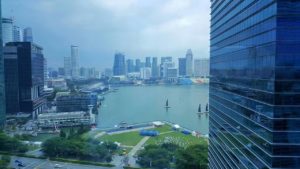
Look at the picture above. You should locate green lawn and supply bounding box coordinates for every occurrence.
[148,125,172,133]
[99,131,143,146]
[146,131,207,148]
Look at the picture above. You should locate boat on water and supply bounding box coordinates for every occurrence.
[165,99,171,109]
[197,103,209,116]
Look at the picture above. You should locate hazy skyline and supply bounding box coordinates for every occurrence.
[3,0,210,70]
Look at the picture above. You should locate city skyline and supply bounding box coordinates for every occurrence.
[2,0,210,70]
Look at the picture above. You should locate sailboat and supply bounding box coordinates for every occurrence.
[198,104,202,113]
[205,103,209,112]
[165,99,171,109]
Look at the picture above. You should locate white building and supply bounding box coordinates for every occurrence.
[38,111,91,128]
[162,62,175,78]
[13,25,22,42]
[2,18,13,45]
[64,56,72,78]
[194,58,210,77]
[166,68,178,78]
[140,67,152,80]
[71,45,79,78]
[23,27,33,42]
[185,49,194,77]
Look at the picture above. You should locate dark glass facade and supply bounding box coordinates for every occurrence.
[4,42,45,118]
[209,0,300,168]
[0,0,5,126]
[113,53,126,76]
[178,58,186,76]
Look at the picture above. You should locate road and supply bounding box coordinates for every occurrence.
[9,156,119,169]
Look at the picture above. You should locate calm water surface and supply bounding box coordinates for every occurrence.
[97,85,209,134]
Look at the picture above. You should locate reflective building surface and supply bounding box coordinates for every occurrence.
[4,42,46,118]
[113,52,126,76]
[0,0,6,126]
[209,0,300,168]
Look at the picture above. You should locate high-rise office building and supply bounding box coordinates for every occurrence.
[113,53,126,76]
[0,1,6,126]
[145,57,151,68]
[13,25,22,42]
[126,59,135,73]
[160,56,172,77]
[162,62,174,78]
[64,56,72,78]
[2,18,13,45]
[140,67,151,80]
[178,58,186,77]
[43,58,47,87]
[71,45,79,78]
[151,57,159,78]
[185,49,193,77]
[23,27,33,42]
[58,67,65,76]
[209,1,300,168]
[194,58,209,77]
[135,59,141,72]
[4,42,45,118]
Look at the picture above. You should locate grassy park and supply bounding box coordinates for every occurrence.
[145,131,207,148]
[94,124,208,150]
[99,131,143,146]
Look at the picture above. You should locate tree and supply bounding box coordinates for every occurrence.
[175,144,208,169]
[137,145,172,169]
[0,132,28,153]
[0,155,11,169]
[60,130,66,138]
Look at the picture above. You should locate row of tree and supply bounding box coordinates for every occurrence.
[137,143,208,169]
[42,127,118,162]
[0,131,28,153]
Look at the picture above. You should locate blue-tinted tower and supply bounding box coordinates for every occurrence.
[209,0,300,168]
[0,0,5,126]
[113,53,126,76]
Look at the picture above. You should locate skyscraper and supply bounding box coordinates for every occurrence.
[23,27,33,42]
[151,57,159,78]
[160,56,172,77]
[4,42,46,118]
[2,18,13,45]
[64,56,72,78]
[209,1,300,168]
[44,58,47,87]
[178,58,186,77]
[113,53,126,76]
[71,45,79,78]
[194,58,209,77]
[185,49,193,77]
[135,59,141,72]
[145,57,151,68]
[13,25,22,42]
[0,0,6,126]
[126,59,135,73]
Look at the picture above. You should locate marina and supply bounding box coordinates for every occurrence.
[97,85,209,134]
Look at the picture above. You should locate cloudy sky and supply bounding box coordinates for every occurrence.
[3,0,210,70]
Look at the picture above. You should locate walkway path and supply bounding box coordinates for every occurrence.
[127,136,150,167]
[93,132,106,139]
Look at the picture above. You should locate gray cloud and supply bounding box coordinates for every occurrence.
[3,0,210,70]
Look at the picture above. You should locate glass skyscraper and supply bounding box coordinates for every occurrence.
[4,42,46,119]
[113,52,126,76]
[2,17,13,45]
[209,0,300,168]
[0,0,6,126]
